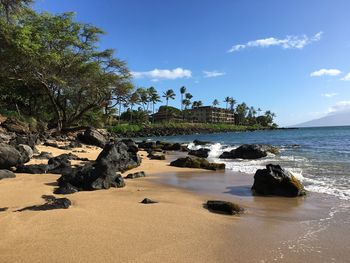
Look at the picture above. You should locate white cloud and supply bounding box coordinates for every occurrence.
[311,69,341,77]
[341,72,350,81]
[228,32,323,53]
[321,93,338,98]
[131,67,192,81]
[203,70,226,78]
[327,101,350,113]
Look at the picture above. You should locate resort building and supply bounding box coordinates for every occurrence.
[185,106,235,124]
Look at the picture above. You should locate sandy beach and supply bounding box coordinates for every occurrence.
[0,144,349,263]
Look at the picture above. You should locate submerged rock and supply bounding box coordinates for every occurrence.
[252,164,306,197]
[170,156,225,171]
[0,169,16,180]
[206,200,244,215]
[193,139,211,146]
[188,148,210,158]
[219,144,279,160]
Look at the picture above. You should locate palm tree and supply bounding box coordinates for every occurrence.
[257,108,262,116]
[224,96,231,109]
[212,99,219,107]
[183,99,191,110]
[185,92,193,100]
[148,87,161,123]
[229,97,236,112]
[162,89,176,122]
[180,86,186,111]
[192,100,203,109]
[162,89,176,106]
[129,92,139,122]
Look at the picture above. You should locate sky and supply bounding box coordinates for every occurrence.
[34,0,350,126]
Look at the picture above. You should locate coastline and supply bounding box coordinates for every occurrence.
[0,144,348,262]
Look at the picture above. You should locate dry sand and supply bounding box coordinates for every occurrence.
[0,144,348,263]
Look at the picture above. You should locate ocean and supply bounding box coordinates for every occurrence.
[142,126,350,200]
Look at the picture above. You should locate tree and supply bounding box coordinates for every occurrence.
[180,86,186,111]
[229,98,236,112]
[192,100,203,109]
[212,99,219,107]
[0,12,131,130]
[148,86,161,123]
[224,96,231,109]
[182,99,191,110]
[162,89,175,122]
[0,0,32,23]
[235,102,248,125]
[128,92,139,122]
[162,89,175,106]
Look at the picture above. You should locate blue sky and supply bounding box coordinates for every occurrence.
[34,0,350,126]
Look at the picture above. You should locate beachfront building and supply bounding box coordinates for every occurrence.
[185,106,235,124]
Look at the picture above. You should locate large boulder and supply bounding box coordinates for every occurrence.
[0,143,28,169]
[16,144,34,163]
[251,164,306,197]
[78,127,107,148]
[188,148,210,158]
[219,144,279,160]
[55,141,141,194]
[170,156,225,171]
[0,169,16,180]
[10,134,39,149]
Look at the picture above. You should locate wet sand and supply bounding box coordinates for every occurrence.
[0,144,349,262]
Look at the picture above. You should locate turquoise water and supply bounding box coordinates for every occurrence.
[143,126,350,200]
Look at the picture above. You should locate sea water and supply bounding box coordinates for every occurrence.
[143,126,350,200]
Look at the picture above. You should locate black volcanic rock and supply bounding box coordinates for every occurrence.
[252,164,306,197]
[206,200,243,215]
[219,144,279,160]
[170,156,225,171]
[188,148,210,158]
[78,127,107,148]
[55,141,140,194]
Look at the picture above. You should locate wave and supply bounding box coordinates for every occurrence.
[188,142,350,200]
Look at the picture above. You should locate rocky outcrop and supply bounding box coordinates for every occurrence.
[78,127,107,148]
[206,200,244,215]
[2,118,29,134]
[170,156,225,171]
[251,164,306,197]
[0,143,29,169]
[55,141,140,194]
[188,148,210,158]
[16,153,88,174]
[0,169,16,180]
[219,144,279,160]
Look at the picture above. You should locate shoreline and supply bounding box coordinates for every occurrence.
[0,144,349,262]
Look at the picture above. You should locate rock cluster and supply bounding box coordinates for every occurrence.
[55,141,141,194]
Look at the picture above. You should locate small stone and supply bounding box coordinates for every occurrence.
[206,200,244,215]
[141,198,158,204]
